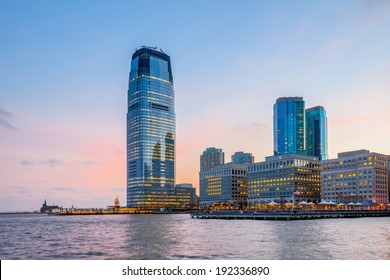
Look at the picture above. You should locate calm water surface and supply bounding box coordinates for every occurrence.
[1,214,390,260]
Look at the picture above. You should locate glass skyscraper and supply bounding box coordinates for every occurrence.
[306,106,328,160]
[127,47,175,209]
[273,97,305,155]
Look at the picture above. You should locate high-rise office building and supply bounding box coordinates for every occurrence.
[273,97,305,155]
[231,151,254,165]
[200,147,224,172]
[306,106,328,160]
[127,47,175,209]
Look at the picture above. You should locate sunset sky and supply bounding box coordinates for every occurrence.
[1,0,389,211]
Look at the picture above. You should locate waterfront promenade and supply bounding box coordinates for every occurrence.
[51,207,390,221]
[191,210,390,221]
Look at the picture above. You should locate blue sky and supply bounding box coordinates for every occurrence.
[0,0,389,211]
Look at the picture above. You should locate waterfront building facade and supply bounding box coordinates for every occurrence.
[273,97,305,156]
[200,147,224,172]
[174,184,198,210]
[126,47,176,209]
[322,150,389,204]
[231,151,254,165]
[199,163,247,207]
[247,153,321,206]
[306,106,328,160]
[388,157,390,205]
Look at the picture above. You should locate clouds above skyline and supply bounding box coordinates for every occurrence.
[0,105,16,130]
[21,158,62,167]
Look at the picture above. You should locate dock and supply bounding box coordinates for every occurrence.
[53,208,195,215]
[191,210,390,221]
[54,208,154,215]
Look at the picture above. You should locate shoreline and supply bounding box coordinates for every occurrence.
[191,210,390,221]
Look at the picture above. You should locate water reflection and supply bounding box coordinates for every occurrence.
[0,214,389,259]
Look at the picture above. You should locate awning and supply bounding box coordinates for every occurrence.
[268,201,278,206]
[317,201,329,205]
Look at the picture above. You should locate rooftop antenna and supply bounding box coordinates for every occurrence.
[160,48,164,53]
[141,45,157,50]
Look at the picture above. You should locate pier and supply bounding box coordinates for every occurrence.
[54,208,154,215]
[191,210,390,221]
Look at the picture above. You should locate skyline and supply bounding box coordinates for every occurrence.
[1,0,390,211]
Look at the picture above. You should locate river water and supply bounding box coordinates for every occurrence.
[0,213,389,260]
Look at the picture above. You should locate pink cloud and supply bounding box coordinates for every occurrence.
[330,114,384,127]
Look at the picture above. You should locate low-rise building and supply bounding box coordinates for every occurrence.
[247,153,321,206]
[388,156,390,204]
[174,184,198,209]
[199,163,247,207]
[321,150,388,204]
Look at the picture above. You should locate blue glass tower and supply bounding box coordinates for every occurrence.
[306,106,328,160]
[273,97,305,155]
[127,47,175,209]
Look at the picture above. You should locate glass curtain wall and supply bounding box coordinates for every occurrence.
[127,47,176,209]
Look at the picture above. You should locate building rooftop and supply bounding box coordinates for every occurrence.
[337,150,370,158]
[276,97,303,102]
[306,106,325,112]
[203,147,223,152]
[201,162,247,172]
[175,183,193,189]
[132,46,170,60]
[264,153,319,162]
